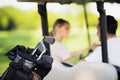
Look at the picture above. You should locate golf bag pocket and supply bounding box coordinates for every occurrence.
[2,62,34,80]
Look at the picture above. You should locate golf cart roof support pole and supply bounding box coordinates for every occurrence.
[79,2,91,59]
[83,2,91,46]
[38,3,50,56]
[96,0,108,63]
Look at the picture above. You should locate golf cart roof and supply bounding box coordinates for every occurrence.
[17,0,120,4]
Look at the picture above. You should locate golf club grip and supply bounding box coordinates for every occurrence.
[44,36,55,44]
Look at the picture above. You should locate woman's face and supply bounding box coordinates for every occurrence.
[56,23,70,38]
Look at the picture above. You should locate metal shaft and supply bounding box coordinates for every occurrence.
[96,1,108,63]
[38,3,50,56]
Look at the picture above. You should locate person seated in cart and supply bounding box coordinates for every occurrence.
[83,15,120,67]
[50,18,98,63]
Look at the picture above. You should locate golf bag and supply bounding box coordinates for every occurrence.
[1,36,55,80]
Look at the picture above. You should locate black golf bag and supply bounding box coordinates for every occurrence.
[1,36,55,80]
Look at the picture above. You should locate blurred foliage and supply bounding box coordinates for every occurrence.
[21,10,41,30]
[0,6,23,30]
[47,12,58,31]
[0,6,41,31]
[0,5,99,31]
[117,20,120,35]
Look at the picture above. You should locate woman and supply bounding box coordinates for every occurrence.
[50,18,97,63]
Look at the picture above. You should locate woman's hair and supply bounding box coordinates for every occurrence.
[50,18,69,36]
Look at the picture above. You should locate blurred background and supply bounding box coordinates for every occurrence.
[0,0,120,75]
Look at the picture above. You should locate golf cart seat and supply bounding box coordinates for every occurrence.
[114,66,120,80]
[44,61,117,80]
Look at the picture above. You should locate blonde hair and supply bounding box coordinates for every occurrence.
[50,18,69,36]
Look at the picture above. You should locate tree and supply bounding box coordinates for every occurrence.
[0,6,24,31]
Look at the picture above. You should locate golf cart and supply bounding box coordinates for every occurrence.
[1,0,120,80]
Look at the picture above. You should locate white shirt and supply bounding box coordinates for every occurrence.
[50,41,71,62]
[85,37,120,67]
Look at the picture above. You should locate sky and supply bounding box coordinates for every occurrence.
[0,0,120,19]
